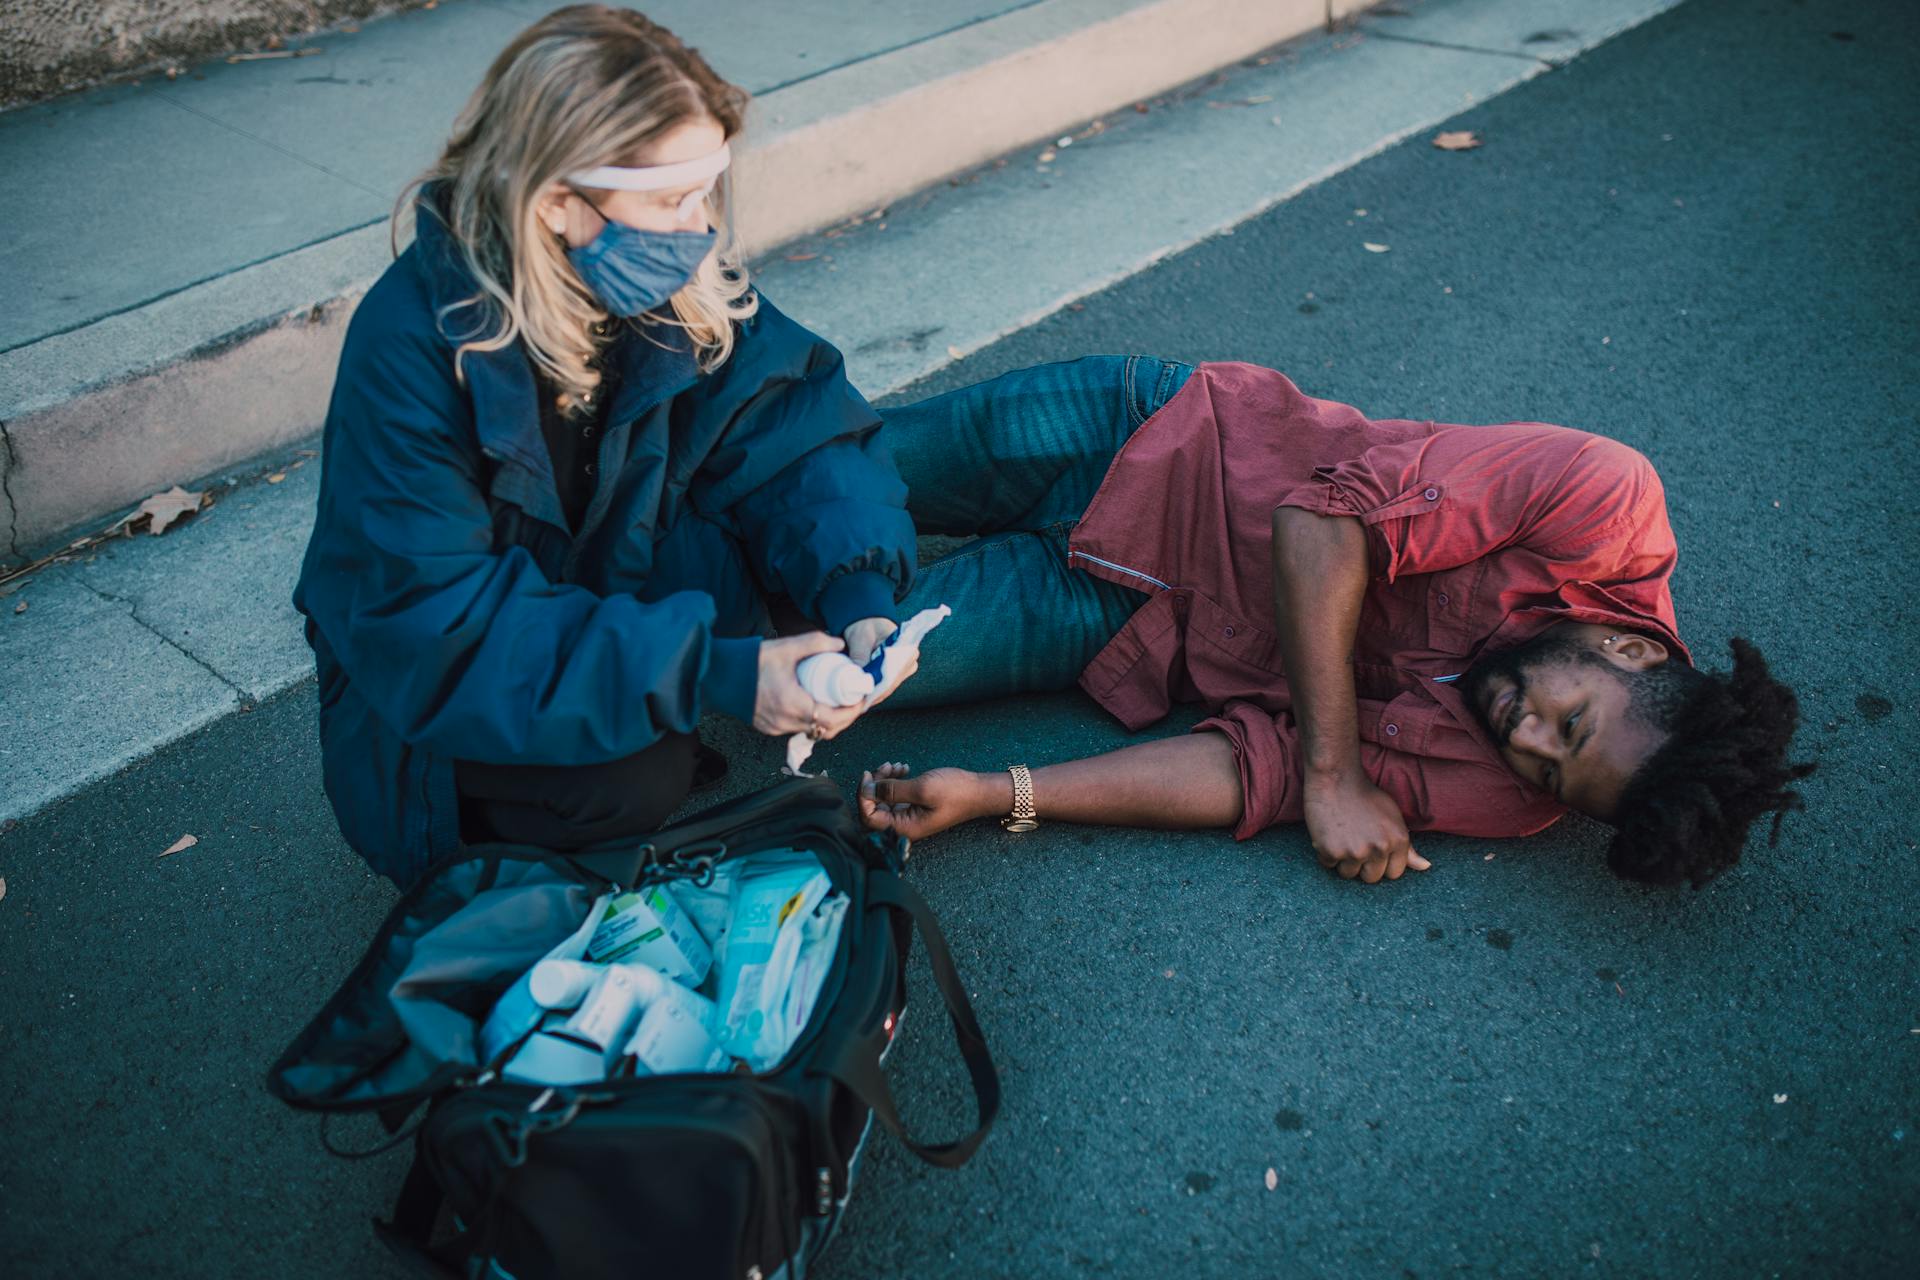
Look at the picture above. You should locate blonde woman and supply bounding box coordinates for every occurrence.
[295,6,912,886]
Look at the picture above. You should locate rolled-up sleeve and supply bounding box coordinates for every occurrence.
[1271,423,1660,583]
[1193,702,1305,840]
[1194,702,1565,841]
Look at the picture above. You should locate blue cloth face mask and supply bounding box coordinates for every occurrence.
[566,214,716,317]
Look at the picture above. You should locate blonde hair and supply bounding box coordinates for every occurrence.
[396,4,758,405]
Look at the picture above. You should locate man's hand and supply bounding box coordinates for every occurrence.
[843,617,898,666]
[859,763,992,841]
[1303,769,1431,883]
[752,633,865,739]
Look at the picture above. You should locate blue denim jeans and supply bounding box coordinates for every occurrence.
[882,355,1194,708]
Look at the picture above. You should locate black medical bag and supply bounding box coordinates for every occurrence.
[268,777,998,1279]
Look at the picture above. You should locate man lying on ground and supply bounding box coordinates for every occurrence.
[856,357,1813,886]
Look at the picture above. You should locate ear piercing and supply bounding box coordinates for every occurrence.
[1603,634,1619,647]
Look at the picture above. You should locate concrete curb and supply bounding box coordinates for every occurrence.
[0,0,1352,557]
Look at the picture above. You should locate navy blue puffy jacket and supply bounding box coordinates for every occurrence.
[294,201,914,885]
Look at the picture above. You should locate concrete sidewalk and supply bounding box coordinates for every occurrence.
[1,0,1683,827]
[0,0,1368,552]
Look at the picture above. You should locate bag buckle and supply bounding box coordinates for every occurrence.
[483,1088,604,1168]
[651,839,728,888]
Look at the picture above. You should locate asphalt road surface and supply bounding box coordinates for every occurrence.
[3,0,1914,1275]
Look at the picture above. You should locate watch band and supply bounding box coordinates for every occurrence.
[1002,764,1039,832]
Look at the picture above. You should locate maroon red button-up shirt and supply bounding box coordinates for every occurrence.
[1068,362,1689,840]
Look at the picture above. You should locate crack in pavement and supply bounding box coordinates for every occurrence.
[74,577,252,706]
[1363,29,1560,67]
[0,419,21,565]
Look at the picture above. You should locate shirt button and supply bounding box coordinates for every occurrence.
[583,463,596,476]
[1436,592,1450,607]
[1223,625,1236,639]
[581,426,595,440]
[1423,487,1440,502]
[1384,723,1400,737]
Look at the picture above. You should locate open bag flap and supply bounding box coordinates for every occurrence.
[269,856,599,1111]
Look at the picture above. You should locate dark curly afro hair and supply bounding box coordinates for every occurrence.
[1607,638,1815,889]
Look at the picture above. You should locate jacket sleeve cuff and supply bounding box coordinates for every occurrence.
[702,636,762,724]
[814,570,898,638]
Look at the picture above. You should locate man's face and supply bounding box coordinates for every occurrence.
[1461,629,1671,820]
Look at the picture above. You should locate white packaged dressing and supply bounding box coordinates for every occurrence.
[786,604,951,775]
[714,862,847,1070]
[780,893,849,1043]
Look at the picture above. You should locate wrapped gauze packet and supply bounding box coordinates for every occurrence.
[786,604,951,775]
[714,860,846,1070]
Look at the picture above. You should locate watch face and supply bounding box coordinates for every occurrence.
[1003,818,1039,833]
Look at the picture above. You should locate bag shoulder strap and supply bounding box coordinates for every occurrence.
[824,870,1001,1168]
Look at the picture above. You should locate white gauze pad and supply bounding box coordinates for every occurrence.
[784,604,950,775]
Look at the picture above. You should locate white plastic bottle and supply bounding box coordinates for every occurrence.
[794,653,875,706]
[624,999,730,1075]
[527,958,602,1009]
[617,960,722,1031]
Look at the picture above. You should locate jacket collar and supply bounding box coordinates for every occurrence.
[409,185,702,470]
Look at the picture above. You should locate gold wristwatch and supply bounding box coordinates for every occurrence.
[1002,764,1039,832]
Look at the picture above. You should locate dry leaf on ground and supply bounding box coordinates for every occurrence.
[1264,1167,1278,1191]
[13,599,25,615]
[1363,242,1390,253]
[946,345,965,360]
[119,486,209,537]
[1432,130,1482,151]
[267,472,287,484]
[783,253,818,262]
[160,833,199,857]
[0,877,7,904]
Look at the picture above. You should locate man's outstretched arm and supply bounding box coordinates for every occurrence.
[860,733,1243,837]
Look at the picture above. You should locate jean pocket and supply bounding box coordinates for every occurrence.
[1124,356,1196,427]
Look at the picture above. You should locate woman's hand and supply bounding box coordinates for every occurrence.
[843,616,920,709]
[859,763,994,841]
[842,617,897,666]
[752,633,866,738]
